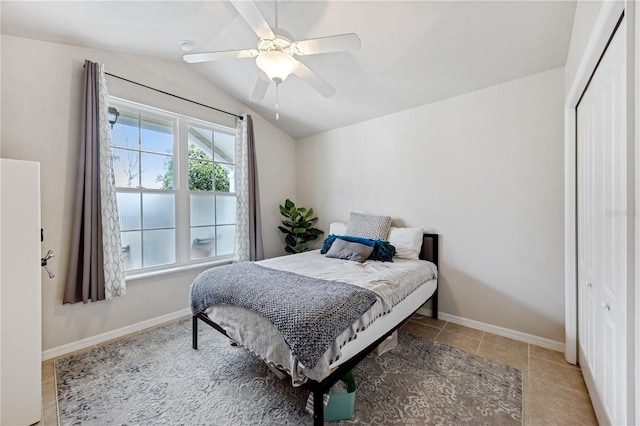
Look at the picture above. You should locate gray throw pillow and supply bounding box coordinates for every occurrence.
[345,212,392,240]
[325,239,374,263]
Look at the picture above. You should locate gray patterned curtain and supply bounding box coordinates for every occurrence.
[235,114,264,261]
[64,60,126,304]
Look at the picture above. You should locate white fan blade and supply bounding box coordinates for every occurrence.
[250,71,270,101]
[183,49,258,63]
[293,61,336,98]
[229,0,275,40]
[292,33,361,56]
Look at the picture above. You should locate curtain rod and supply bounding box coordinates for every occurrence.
[102,70,243,121]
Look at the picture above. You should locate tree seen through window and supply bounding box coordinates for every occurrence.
[158,144,230,192]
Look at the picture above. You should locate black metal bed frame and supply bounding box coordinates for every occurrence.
[192,233,439,425]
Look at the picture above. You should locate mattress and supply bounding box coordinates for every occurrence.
[204,250,437,385]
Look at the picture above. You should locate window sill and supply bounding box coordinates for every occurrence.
[125,257,234,282]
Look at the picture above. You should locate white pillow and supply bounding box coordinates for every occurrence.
[329,221,347,235]
[388,227,423,260]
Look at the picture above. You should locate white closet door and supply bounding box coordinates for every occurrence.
[577,16,628,426]
[577,71,598,381]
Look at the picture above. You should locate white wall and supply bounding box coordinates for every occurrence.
[564,0,606,97]
[0,35,296,351]
[297,68,565,342]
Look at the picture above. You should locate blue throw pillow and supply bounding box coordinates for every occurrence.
[321,234,396,262]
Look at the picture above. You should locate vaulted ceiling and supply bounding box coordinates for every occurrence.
[1,1,576,139]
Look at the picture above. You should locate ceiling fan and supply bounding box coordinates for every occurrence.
[183,0,361,106]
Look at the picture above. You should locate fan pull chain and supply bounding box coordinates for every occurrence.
[275,83,280,120]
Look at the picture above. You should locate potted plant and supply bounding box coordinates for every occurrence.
[278,199,324,253]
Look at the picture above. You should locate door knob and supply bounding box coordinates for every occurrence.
[586,281,592,288]
[602,302,611,311]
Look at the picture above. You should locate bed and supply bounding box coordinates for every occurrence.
[191,232,438,425]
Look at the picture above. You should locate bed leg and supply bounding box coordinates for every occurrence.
[432,289,438,320]
[313,390,324,426]
[192,315,198,350]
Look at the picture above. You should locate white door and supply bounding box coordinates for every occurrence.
[0,159,42,426]
[576,15,628,426]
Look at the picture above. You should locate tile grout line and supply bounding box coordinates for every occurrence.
[532,376,591,396]
[526,343,530,426]
[529,353,581,370]
[476,332,485,355]
[527,343,530,389]
[432,320,447,341]
[53,361,60,426]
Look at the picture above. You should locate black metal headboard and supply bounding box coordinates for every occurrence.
[419,233,439,267]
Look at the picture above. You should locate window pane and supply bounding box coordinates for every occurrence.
[116,192,141,231]
[188,159,213,191]
[216,195,236,225]
[214,132,235,163]
[121,231,142,271]
[141,152,172,189]
[143,229,175,267]
[111,112,139,150]
[140,116,173,154]
[113,148,140,188]
[191,226,216,260]
[216,225,235,256]
[189,127,213,160]
[110,99,238,271]
[215,163,235,193]
[143,193,175,229]
[190,194,215,227]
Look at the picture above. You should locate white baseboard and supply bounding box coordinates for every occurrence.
[42,308,191,361]
[43,307,564,360]
[417,308,565,352]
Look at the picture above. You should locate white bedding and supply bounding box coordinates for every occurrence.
[204,250,437,385]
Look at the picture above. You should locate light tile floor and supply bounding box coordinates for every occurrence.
[405,314,598,426]
[38,315,598,425]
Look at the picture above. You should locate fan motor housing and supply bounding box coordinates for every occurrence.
[258,31,294,56]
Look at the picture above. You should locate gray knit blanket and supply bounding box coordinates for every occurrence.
[190,262,377,369]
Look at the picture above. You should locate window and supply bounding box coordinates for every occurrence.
[109,98,236,273]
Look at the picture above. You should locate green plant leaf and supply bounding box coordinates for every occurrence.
[278,200,322,253]
[278,226,293,235]
[285,234,297,246]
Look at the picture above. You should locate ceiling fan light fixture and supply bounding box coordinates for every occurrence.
[255,50,297,84]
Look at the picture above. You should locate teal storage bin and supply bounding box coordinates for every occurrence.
[324,371,357,421]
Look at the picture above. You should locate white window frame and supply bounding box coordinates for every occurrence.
[109,97,237,279]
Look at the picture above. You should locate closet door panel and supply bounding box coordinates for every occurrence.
[577,15,627,426]
[577,60,599,380]
[599,19,627,423]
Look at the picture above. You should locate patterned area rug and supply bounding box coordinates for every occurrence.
[56,319,522,425]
